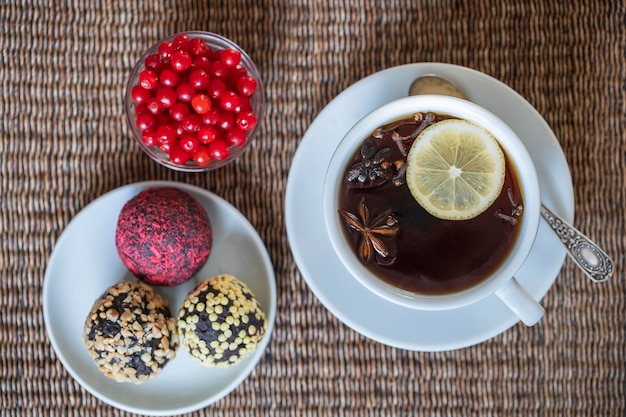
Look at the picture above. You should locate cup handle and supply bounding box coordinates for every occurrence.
[495,278,544,326]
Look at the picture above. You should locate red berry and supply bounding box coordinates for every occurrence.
[131,85,152,104]
[159,68,180,87]
[207,79,226,99]
[180,134,200,153]
[136,113,156,131]
[193,55,212,71]
[236,111,257,131]
[141,128,159,146]
[209,60,229,79]
[169,102,190,122]
[135,102,148,116]
[176,82,195,102]
[189,69,210,89]
[235,75,257,96]
[169,144,191,165]
[156,124,177,144]
[172,34,191,51]
[233,96,251,113]
[156,87,177,108]
[144,53,164,71]
[198,125,218,144]
[192,146,212,166]
[226,128,247,146]
[170,50,192,72]
[159,141,172,154]
[146,98,163,115]
[181,113,202,132]
[220,91,240,112]
[228,65,247,80]
[158,42,175,61]
[139,69,159,89]
[191,93,212,114]
[209,139,230,160]
[189,38,212,57]
[217,111,235,130]
[219,48,241,68]
[202,108,221,125]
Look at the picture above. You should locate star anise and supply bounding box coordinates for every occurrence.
[338,197,399,266]
[345,140,392,189]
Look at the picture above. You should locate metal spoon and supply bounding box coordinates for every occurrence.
[408,74,613,282]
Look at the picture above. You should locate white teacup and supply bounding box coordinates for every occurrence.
[323,95,544,326]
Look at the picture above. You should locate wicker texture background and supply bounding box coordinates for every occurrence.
[1,1,624,416]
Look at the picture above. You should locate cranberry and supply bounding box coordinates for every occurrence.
[236,111,257,131]
[189,69,210,89]
[159,142,172,154]
[172,34,191,51]
[207,79,226,99]
[169,144,191,165]
[141,128,159,146]
[209,139,230,160]
[146,98,163,115]
[131,85,152,104]
[170,50,192,72]
[169,102,190,122]
[198,125,218,144]
[217,111,235,130]
[226,128,247,146]
[191,94,212,114]
[180,134,200,153]
[181,113,202,132]
[190,38,212,57]
[192,146,212,166]
[193,56,212,71]
[144,53,164,71]
[176,82,195,102]
[156,124,177,144]
[159,68,180,87]
[158,42,175,61]
[219,48,241,68]
[156,87,177,108]
[139,69,159,89]
[235,75,257,96]
[202,108,221,125]
[209,60,229,79]
[229,65,247,80]
[136,113,155,131]
[219,91,240,112]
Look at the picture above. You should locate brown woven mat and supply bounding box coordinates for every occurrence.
[1,1,624,416]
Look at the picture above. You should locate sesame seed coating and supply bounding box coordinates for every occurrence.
[83,280,179,384]
[177,274,267,368]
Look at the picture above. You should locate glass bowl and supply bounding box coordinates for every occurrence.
[124,31,265,172]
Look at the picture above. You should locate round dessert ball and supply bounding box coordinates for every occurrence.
[115,187,212,286]
[178,274,268,368]
[83,280,179,384]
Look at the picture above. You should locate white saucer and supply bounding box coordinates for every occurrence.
[43,181,277,415]
[285,63,574,352]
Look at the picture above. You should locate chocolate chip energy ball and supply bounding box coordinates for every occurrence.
[83,280,179,384]
[115,187,213,286]
[178,274,268,368]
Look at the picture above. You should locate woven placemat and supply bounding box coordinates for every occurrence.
[1,1,624,416]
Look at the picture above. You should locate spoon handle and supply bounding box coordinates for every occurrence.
[540,204,613,282]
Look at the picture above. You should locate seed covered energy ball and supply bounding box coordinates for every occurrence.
[83,280,179,384]
[115,187,213,286]
[178,274,267,368]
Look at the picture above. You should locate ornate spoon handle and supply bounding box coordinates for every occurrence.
[541,205,613,282]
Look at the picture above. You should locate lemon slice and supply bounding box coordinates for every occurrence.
[406,119,505,220]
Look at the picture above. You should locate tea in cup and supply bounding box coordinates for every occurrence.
[323,95,544,326]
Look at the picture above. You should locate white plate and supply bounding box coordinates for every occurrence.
[285,63,574,351]
[43,181,277,415]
